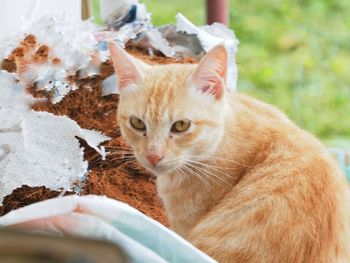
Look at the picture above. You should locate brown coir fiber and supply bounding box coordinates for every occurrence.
[0,35,199,226]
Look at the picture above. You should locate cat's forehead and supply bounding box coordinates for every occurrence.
[143,86,179,122]
[140,64,196,119]
[120,63,204,123]
[143,64,195,89]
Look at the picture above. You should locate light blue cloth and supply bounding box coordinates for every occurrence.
[0,195,217,263]
[330,148,350,181]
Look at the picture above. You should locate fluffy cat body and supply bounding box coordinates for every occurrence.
[109,43,350,262]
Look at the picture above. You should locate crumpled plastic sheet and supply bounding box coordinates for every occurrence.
[96,0,151,46]
[176,13,239,92]
[130,28,176,57]
[102,10,239,91]
[100,0,149,31]
[98,0,238,76]
[0,195,217,263]
[100,14,239,95]
[158,25,205,58]
[95,1,175,59]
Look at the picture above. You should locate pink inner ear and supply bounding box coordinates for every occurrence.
[201,78,224,100]
[118,63,141,88]
[192,45,227,100]
[108,42,142,90]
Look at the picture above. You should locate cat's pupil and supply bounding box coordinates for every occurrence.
[130,116,146,131]
[171,119,190,133]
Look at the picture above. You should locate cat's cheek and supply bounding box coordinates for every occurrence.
[173,129,202,148]
[119,126,143,150]
[167,146,182,161]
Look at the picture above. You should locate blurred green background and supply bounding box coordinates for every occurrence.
[94,0,350,147]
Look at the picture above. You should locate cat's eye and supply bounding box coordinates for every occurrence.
[171,120,191,133]
[130,116,146,131]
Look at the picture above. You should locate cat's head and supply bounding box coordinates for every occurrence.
[109,43,229,176]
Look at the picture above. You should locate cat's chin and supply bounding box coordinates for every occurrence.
[149,166,174,176]
[134,154,180,176]
[141,162,176,177]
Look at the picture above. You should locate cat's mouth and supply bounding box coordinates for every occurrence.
[133,151,184,176]
[135,157,177,176]
[142,161,176,175]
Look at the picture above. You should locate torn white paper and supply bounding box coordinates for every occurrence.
[0,71,109,203]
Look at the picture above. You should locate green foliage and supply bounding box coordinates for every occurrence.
[144,0,350,145]
[91,0,102,24]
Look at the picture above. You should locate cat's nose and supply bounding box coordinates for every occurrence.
[147,153,164,167]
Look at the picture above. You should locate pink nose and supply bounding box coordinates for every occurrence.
[147,153,164,167]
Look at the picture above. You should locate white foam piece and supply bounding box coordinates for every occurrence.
[0,14,99,104]
[102,74,119,96]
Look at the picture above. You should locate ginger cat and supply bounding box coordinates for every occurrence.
[109,42,350,263]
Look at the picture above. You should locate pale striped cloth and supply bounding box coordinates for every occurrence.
[330,148,350,181]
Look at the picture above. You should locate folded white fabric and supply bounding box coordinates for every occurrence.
[0,195,216,263]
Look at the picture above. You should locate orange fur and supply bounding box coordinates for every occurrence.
[109,43,350,262]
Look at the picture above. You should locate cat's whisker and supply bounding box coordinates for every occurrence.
[172,162,188,179]
[104,127,122,137]
[182,164,211,187]
[187,159,238,172]
[185,162,229,186]
[186,160,235,181]
[168,155,206,185]
[104,149,133,153]
[104,147,133,152]
[166,156,245,183]
[105,157,135,165]
[104,145,132,150]
[107,154,135,161]
[113,159,139,171]
[89,156,103,165]
[163,158,184,166]
[87,147,134,165]
[188,155,253,169]
[107,156,135,162]
[89,153,112,165]
[162,155,185,166]
[106,150,133,154]
[89,153,133,164]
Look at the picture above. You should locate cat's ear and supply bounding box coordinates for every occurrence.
[191,44,227,100]
[108,42,143,90]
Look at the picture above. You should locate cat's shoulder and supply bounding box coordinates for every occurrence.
[230,92,292,125]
